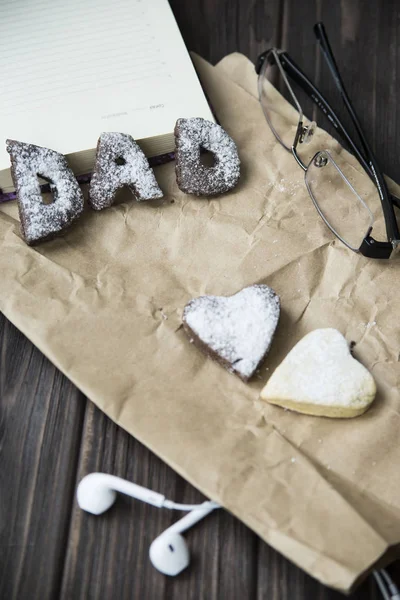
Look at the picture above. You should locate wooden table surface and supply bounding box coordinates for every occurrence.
[2,1,400,598]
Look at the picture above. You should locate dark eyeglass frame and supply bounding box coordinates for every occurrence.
[255,22,400,260]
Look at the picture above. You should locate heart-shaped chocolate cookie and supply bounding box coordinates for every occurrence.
[182,284,280,381]
[260,328,376,418]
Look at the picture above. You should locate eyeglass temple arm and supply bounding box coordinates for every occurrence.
[275,51,400,213]
[313,22,400,242]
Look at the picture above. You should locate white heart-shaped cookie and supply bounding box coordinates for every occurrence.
[260,328,376,418]
[183,284,280,381]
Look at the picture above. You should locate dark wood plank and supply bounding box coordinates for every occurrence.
[374,0,400,183]
[169,0,283,64]
[0,314,86,600]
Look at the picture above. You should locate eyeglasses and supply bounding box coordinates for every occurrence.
[256,22,400,259]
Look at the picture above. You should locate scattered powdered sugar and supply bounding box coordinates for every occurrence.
[276,177,301,196]
[183,284,280,380]
[89,132,163,210]
[361,321,377,330]
[6,139,84,244]
[264,328,375,407]
[175,117,240,196]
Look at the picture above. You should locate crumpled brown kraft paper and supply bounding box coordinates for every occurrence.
[1,52,400,593]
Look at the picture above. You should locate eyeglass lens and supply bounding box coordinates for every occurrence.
[258,51,302,151]
[305,151,374,251]
[258,53,377,252]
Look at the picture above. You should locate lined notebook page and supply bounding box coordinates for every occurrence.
[0,0,214,170]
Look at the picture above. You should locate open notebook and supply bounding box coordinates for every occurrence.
[0,0,214,195]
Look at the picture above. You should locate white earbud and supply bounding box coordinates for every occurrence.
[149,502,217,576]
[77,472,219,576]
[77,472,167,513]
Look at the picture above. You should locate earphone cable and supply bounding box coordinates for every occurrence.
[380,569,400,599]
[374,571,391,600]
[163,500,220,511]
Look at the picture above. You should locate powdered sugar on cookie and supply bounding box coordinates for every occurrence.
[183,284,280,380]
[175,117,240,196]
[89,132,163,210]
[260,328,376,418]
[6,139,84,245]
